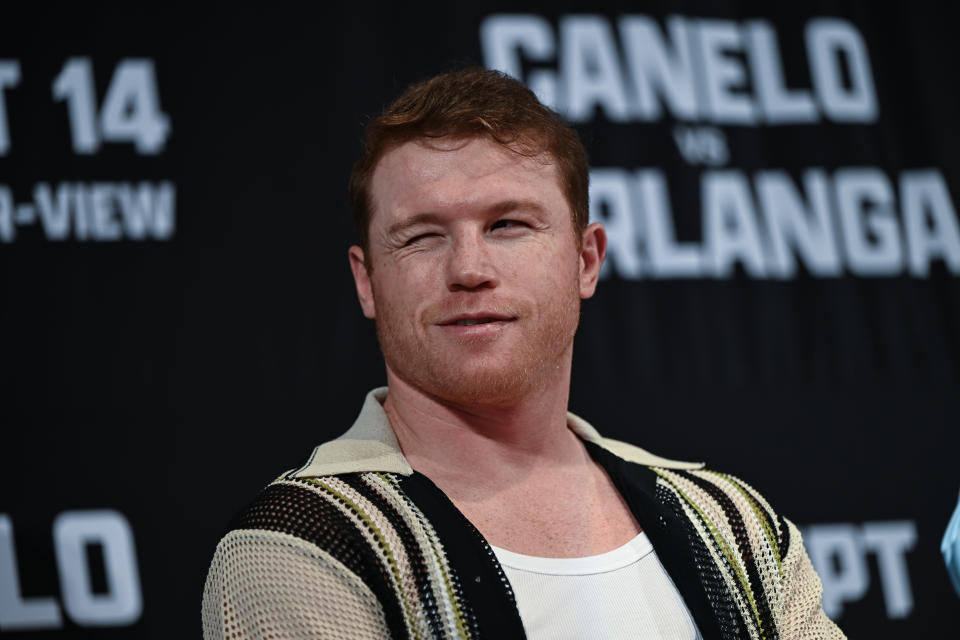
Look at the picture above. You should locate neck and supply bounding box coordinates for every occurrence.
[382,364,586,482]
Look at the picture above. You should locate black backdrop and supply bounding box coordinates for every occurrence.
[1,2,957,637]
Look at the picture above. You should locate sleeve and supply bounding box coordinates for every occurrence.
[202,529,391,639]
[777,519,847,640]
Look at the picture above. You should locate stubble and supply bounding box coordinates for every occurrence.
[373,271,582,407]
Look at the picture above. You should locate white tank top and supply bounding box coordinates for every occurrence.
[491,532,702,640]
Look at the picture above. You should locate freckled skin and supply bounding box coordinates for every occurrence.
[348,137,631,557]
[349,137,593,407]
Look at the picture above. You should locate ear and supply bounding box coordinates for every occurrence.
[578,222,606,299]
[348,245,377,319]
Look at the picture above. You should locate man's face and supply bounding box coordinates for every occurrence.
[349,136,605,406]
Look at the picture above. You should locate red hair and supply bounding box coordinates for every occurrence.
[349,68,589,252]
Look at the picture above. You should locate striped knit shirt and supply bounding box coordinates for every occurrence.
[202,388,845,640]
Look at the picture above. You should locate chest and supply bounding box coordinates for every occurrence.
[445,464,642,557]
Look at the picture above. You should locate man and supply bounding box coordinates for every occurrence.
[202,69,844,639]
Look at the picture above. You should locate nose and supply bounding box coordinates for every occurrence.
[445,230,499,291]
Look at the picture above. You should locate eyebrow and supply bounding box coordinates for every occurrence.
[488,199,549,217]
[385,200,549,237]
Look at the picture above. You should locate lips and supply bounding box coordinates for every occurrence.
[438,313,516,327]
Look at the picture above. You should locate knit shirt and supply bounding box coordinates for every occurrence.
[202,388,845,640]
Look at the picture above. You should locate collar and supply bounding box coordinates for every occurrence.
[290,387,703,478]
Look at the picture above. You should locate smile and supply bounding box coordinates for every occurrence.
[439,313,516,327]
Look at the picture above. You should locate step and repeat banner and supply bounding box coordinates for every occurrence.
[2,3,957,637]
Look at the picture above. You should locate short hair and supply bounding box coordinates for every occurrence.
[349,68,589,253]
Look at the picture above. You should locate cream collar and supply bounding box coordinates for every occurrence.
[290,387,703,478]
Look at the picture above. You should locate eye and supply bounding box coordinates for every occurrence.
[404,232,440,246]
[491,219,527,231]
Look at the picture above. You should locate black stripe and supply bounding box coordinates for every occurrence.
[778,513,792,562]
[399,472,523,639]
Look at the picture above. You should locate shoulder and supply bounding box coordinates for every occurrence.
[649,466,791,561]
[647,467,844,637]
[225,472,408,559]
[203,473,403,637]
[202,474,398,638]
[647,467,794,632]
[205,471,483,639]
[218,471,459,591]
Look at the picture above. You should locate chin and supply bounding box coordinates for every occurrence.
[393,353,552,407]
[432,370,535,406]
